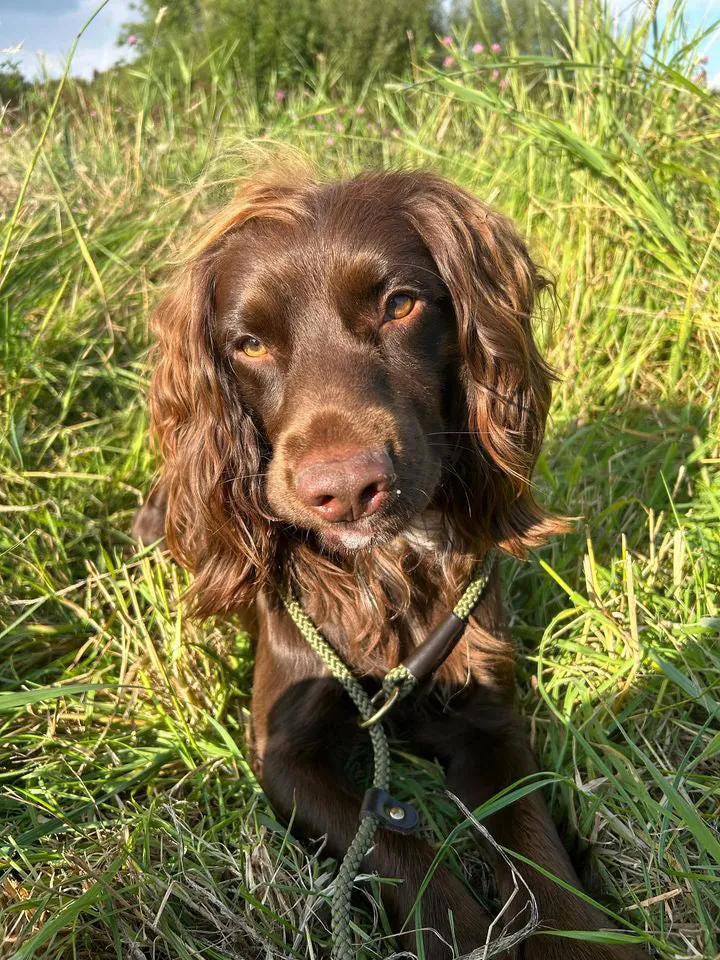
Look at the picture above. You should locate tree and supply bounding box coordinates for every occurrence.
[121,0,444,91]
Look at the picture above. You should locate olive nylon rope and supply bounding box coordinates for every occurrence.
[280,554,493,960]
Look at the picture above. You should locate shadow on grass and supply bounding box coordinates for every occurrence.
[509,400,711,637]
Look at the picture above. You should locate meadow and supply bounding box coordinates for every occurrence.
[1,3,719,958]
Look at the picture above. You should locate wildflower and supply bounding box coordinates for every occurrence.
[326,136,335,146]
[492,68,500,80]
[441,35,453,47]
[90,110,97,117]
[274,89,286,102]
[491,42,501,53]
[472,43,484,54]
[355,105,365,115]
[443,55,456,68]
[2,126,10,134]
[335,122,343,132]
[499,76,510,89]
[126,34,137,45]
[698,54,709,64]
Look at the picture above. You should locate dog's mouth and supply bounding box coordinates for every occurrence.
[314,492,426,553]
[319,517,377,551]
[267,446,442,554]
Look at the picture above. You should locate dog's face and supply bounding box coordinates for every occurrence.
[213,202,457,552]
[150,171,558,613]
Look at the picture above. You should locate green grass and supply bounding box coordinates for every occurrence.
[1,2,719,957]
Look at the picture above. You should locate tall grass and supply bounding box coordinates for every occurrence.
[1,2,719,957]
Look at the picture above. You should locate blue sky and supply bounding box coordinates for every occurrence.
[2,0,719,85]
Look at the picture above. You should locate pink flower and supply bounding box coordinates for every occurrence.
[355,105,365,115]
[274,89,286,102]
[90,110,97,117]
[491,42,501,53]
[441,35,453,47]
[2,126,10,134]
[499,76,510,89]
[698,54,709,64]
[492,68,500,80]
[126,34,137,45]
[443,55,456,68]
[335,122,343,132]
[325,136,335,146]
[472,43,484,54]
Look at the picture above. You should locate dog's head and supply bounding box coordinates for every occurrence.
[150,170,562,614]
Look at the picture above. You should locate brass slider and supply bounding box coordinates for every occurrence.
[359,686,400,728]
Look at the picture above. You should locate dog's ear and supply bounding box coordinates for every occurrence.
[405,174,566,555]
[149,176,309,615]
[149,256,271,616]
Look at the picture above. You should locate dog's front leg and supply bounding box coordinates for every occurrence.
[252,646,496,959]
[442,714,647,959]
[261,730,500,958]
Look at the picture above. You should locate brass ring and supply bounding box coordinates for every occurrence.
[359,686,400,728]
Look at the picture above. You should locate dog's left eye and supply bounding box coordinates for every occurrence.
[236,336,268,359]
[384,293,416,321]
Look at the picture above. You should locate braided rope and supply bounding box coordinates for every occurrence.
[381,662,417,698]
[281,593,390,960]
[453,553,493,619]
[280,552,494,959]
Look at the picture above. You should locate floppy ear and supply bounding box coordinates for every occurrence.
[149,247,272,616]
[148,173,316,615]
[406,174,565,555]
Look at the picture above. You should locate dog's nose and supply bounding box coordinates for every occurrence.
[295,447,394,523]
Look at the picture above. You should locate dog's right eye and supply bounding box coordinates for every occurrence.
[236,336,269,359]
[383,293,421,324]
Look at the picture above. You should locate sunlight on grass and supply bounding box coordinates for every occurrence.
[1,1,718,957]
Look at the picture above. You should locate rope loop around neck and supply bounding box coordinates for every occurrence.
[279,551,495,960]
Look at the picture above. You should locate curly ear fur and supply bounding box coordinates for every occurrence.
[149,176,312,615]
[401,173,566,555]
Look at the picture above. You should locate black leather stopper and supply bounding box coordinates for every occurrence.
[360,787,419,832]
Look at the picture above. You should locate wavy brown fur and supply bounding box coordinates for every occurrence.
[149,169,565,679]
[138,170,650,960]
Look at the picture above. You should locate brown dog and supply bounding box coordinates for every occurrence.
[135,169,647,959]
